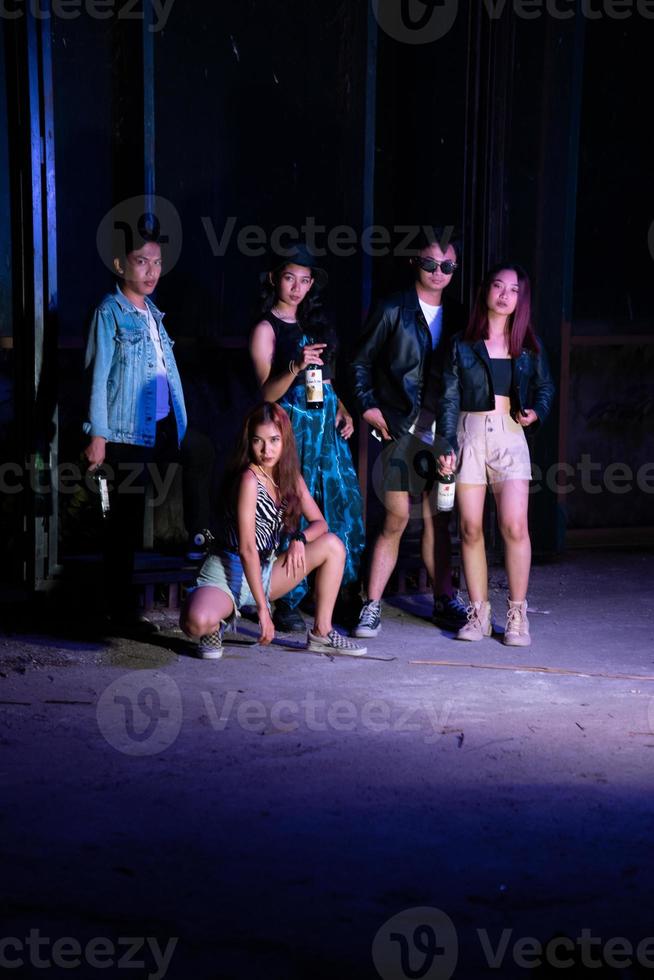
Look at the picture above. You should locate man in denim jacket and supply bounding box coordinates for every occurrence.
[84,234,187,630]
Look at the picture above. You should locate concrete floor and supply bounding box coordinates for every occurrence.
[1,549,654,980]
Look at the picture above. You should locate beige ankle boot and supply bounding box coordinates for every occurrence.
[503,599,531,646]
[456,600,492,641]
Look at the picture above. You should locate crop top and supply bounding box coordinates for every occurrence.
[489,358,512,397]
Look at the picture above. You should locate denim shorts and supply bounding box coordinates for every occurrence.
[194,549,276,617]
[456,413,532,485]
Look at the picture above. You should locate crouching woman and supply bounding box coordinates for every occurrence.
[181,402,366,658]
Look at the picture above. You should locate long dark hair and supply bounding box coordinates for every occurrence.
[464,263,540,357]
[259,263,330,342]
[222,402,302,530]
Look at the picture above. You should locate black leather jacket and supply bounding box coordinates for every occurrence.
[350,289,461,440]
[437,334,556,452]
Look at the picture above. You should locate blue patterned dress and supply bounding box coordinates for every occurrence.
[264,312,364,607]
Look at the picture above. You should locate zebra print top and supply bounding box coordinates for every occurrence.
[222,474,286,557]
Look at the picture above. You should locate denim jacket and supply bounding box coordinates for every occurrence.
[83,286,187,446]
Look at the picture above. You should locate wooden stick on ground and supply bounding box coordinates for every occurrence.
[409,661,654,682]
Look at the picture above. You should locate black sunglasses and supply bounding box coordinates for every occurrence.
[415,257,458,275]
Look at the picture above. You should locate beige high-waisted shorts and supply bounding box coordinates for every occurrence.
[456,413,532,485]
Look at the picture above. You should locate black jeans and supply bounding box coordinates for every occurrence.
[102,415,180,616]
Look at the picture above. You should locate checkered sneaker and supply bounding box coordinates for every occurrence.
[307,629,367,657]
[197,624,225,660]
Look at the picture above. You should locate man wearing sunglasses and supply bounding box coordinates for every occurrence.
[350,227,467,638]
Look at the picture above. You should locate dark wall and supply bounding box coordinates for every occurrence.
[50,16,115,500]
[373,16,469,303]
[49,3,371,347]
[564,343,654,529]
[0,18,13,473]
[0,18,11,340]
[154,0,370,341]
[563,17,654,534]
[53,17,113,340]
[573,16,654,327]
[501,15,584,552]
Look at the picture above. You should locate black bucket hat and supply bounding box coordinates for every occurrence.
[261,241,328,290]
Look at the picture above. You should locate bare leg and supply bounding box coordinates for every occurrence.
[421,492,454,597]
[181,586,235,638]
[366,491,410,600]
[457,483,488,603]
[491,479,531,601]
[270,532,345,636]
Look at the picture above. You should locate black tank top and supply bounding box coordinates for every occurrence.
[489,358,512,397]
[263,312,335,384]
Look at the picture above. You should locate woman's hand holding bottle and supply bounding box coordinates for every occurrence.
[293,342,327,373]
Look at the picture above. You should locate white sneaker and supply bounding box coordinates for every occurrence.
[307,629,367,657]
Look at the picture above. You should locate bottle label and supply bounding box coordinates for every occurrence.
[437,480,456,512]
[306,367,324,405]
[95,473,111,518]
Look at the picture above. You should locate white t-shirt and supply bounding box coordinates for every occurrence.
[410,301,444,445]
[418,299,443,350]
[137,305,171,422]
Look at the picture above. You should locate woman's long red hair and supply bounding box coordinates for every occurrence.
[464,263,540,357]
[225,402,302,530]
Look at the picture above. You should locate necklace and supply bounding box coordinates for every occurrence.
[255,464,279,490]
[271,306,297,323]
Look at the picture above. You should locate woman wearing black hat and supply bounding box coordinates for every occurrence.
[249,244,364,632]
